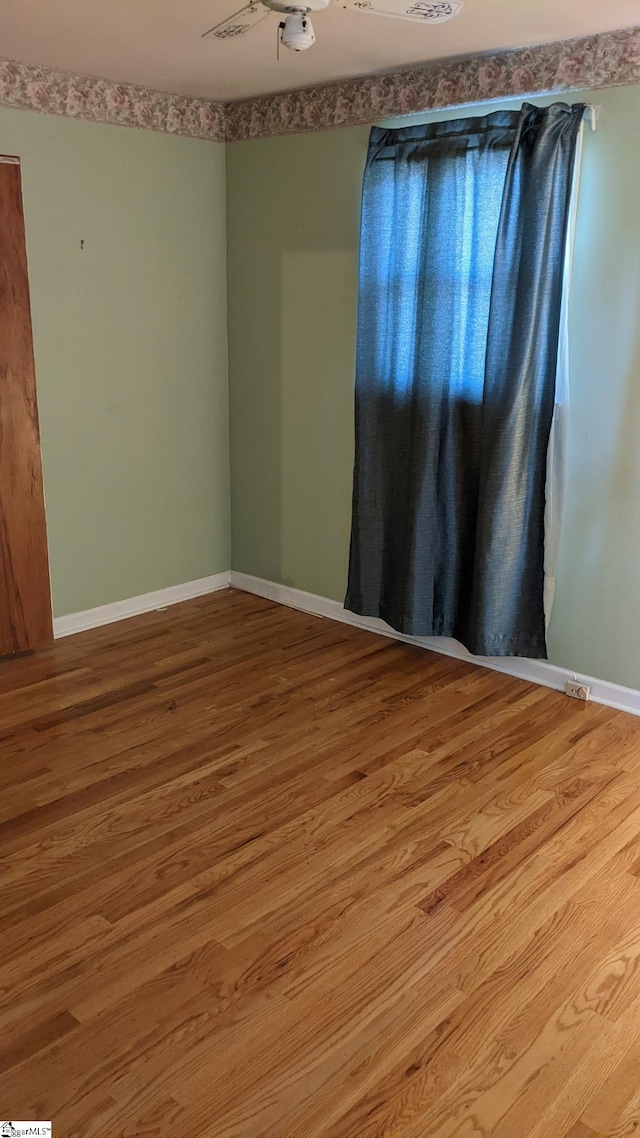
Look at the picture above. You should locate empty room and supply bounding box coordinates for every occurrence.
[1,0,640,1134]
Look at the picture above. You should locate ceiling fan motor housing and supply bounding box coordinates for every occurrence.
[264,0,332,10]
[280,10,316,49]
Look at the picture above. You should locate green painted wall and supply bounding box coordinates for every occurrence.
[227,126,361,601]
[227,84,640,689]
[0,107,229,617]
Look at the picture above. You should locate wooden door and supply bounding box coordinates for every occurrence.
[0,156,53,655]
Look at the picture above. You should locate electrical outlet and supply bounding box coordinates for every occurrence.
[565,680,591,702]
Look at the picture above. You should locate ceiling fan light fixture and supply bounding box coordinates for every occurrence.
[280,10,316,49]
[202,0,461,55]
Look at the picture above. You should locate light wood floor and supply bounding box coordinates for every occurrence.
[2,589,640,1137]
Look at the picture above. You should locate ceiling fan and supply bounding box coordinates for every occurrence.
[202,0,464,53]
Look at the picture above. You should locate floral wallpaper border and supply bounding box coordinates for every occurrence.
[225,25,640,140]
[0,58,226,142]
[1,26,639,144]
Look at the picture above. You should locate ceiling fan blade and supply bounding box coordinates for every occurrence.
[341,0,463,22]
[202,2,270,40]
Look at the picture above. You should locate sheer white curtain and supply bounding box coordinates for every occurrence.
[544,116,588,626]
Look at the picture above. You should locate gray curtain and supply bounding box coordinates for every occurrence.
[345,102,585,658]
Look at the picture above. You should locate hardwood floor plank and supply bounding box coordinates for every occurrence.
[580,1032,640,1133]
[1,588,640,1136]
[513,994,640,1138]
[322,875,640,1138]
[0,1009,79,1076]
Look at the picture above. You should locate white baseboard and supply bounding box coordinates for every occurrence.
[53,571,231,638]
[230,571,640,719]
[52,567,640,719]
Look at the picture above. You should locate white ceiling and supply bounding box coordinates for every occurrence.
[0,0,638,102]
